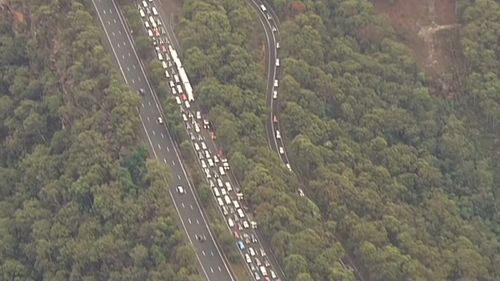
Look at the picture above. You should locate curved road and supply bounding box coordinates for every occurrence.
[91,1,235,281]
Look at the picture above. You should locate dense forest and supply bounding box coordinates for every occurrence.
[0,1,201,280]
[179,0,500,281]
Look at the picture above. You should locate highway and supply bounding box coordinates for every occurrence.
[90,1,235,281]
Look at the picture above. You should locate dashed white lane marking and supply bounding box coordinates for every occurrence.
[118,30,121,34]
[196,219,199,224]
[103,10,106,14]
[123,41,126,46]
[107,21,110,25]
[157,144,161,150]
[113,18,117,23]
[218,266,221,272]
[109,9,112,14]
[181,202,185,208]
[202,250,206,256]
[163,158,167,164]
[147,116,150,121]
[132,79,135,84]
[211,251,214,256]
[126,67,130,72]
[161,133,164,138]
[152,130,156,135]
[141,103,144,108]
[190,205,193,210]
[117,43,120,48]
[111,31,115,36]
[177,175,181,180]
[172,161,176,166]
[166,146,170,152]
[128,52,131,57]
[132,64,136,69]
[148,101,151,105]
[188,218,192,224]
[210,267,214,273]
[122,55,125,59]
[138,77,141,81]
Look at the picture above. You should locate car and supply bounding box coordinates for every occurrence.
[182,113,188,122]
[213,187,220,197]
[274,79,279,87]
[286,163,292,171]
[147,29,153,37]
[237,240,245,250]
[267,14,272,20]
[175,96,181,105]
[219,166,226,176]
[234,231,241,240]
[272,26,277,32]
[260,4,267,12]
[142,0,148,8]
[228,218,234,227]
[144,20,150,29]
[169,80,175,88]
[176,185,185,194]
[225,182,232,192]
[205,150,211,159]
[264,258,271,267]
[254,272,261,281]
[251,263,257,272]
[157,117,163,124]
[152,6,158,15]
[279,146,284,154]
[273,90,277,99]
[298,188,305,197]
[223,161,230,171]
[251,234,257,243]
[201,141,207,150]
[243,220,250,229]
[196,111,202,120]
[208,179,215,187]
[214,155,220,163]
[276,42,280,49]
[194,143,200,151]
[270,270,277,279]
[255,257,261,266]
[276,130,281,139]
[245,253,252,264]
[139,8,145,18]
[237,223,243,230]
[264,277,271,281]
[217,178,223,188]
[208,158,214,167]
[222,205,228,215]
[248,247,255,256]
[260,248,266,256]
[201,160,207,169]
[138,88,145,95]
[217,198,224,206]
[198,151,204,159]
[273,115,278,123]
[220,188,227,196]
[203,119,210,129]
[276,58,280,67]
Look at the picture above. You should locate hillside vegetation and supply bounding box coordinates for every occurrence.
[0,1,201,280]
[180,0,500,280]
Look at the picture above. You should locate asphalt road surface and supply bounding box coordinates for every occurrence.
[90,1,235,281]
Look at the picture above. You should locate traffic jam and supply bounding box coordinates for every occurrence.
[137,1,281,281]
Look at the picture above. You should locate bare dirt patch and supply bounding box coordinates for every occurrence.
[370,0,462,97]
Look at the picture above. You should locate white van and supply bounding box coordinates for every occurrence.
[157,52,163,61]
[274,79,278,87]
[220,188,227,196]
[217,178,223,188]
[233,200,240,209]
[260,4,267,12]
[147,29,153,37]
[237,208,245,219]
[260,266,268,277]
[149,16,157,28]
[249,247,255,256]
[139,8,145,18]
[217,198,224,207]
[184,100,190,109]
[174,74,180,84]
[225,182,232,192]
[213,187,220,197]
[142,1,148,8]
[194,143,200,151]
[175,96,181,105]
[228,218,234,227]
[276,58,280,67]
[162,61,168,69]
[224,195,231,205]
[176,84,183,94]
[219,166,226,176]
[207,158,214,167]
[194,123,200,133]
[201,142,207,150]
[152,7,158,16]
